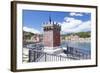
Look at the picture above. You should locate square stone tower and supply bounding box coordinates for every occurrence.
[43,17,61,48]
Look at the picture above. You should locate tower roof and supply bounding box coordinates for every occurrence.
[42,16,61,31]
[43,16,60,26]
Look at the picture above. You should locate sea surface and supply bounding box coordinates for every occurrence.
[61,41,91,55]
[25,40,91,55]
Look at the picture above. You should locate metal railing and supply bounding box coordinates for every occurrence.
[65,46,91,59]
[29,49,71,62]
[28,45,91,62]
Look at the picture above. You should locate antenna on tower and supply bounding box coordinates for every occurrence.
[49,15,51,24]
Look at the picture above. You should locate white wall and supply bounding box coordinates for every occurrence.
[0,0,99,73]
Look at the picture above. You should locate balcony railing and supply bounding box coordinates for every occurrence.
[28,46,90,62]
[29,49,71,62]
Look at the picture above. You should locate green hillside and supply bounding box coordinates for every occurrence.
[61,32,91,38]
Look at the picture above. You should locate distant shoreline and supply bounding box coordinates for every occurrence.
[67,40,90,42]
[62,38,91,43]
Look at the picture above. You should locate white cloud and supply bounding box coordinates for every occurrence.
[59,17,91,34]
[23,26,40,34]
[76,21,91,32]
[63,17,82,29]
[70,12,83,16]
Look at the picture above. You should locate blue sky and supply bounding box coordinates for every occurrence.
[23,10,91,34]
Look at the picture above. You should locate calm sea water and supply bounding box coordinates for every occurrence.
[61,41,91,54]
[26,40,91,55]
